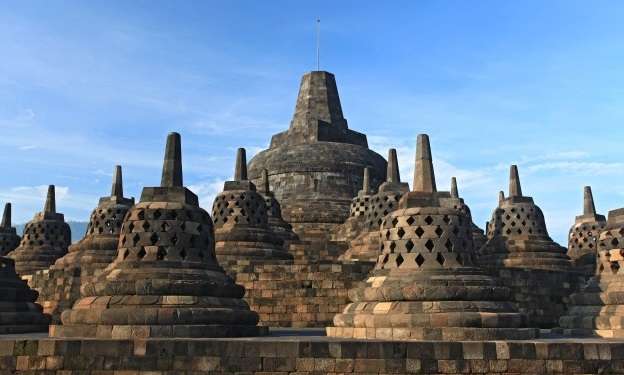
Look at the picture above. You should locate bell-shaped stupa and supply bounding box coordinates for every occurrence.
[567,186,606,276]
[340,149,409,262]
[327,135,534,340]
[333,167,374,244]
[257,168,299,247]
[52,133,266,339]
[560,207,624,337]
[0,257,49,333]
[0,203,20,256]
[8,185,71,277]
[30,166,135,322]
[480,165,572,271]
[212,148,292,262]
[248,71,387,242]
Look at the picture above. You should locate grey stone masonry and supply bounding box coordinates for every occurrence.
[248,71,387,245]
[0,203,20,256]
[212,148,292,262]
[567,186,606,276]
[29,165,135,323]
[7,185,71,278]
[51,132,267,339]
[328,134,535,340]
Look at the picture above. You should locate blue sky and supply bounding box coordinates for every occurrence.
[1,1,623,244]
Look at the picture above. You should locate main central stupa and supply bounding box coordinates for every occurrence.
[248,71,387,241]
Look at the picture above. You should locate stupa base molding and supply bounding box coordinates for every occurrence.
[326,326,538,340]
[49,324,269,339]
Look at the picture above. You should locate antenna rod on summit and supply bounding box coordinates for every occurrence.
[316,18,320,71]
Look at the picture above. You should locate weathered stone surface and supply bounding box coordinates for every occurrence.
[248,71,387,244]
[212,148,292,262]
[567,186,606,276]
[0,203,20,256]
[339,149,409,262]
[52,132,266,338]
[478,165,579,328]
[0,257,48,333]
[561,207,624,337]
[328,134,535,340]
[333,167,375,244]
[258,168,299,247]
[29,166,135,323]
[480,165,572,271]
[7,186,71,278]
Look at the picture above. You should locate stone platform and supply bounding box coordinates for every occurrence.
[0,330,624,374]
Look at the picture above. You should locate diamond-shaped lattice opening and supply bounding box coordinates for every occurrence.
[123,249,130,259]
[137,247,146,259]
[445,239,453,252]
[405,240,414,252]
[517,229,522,234]
[511,221,516,227]
[406,216,415,226]
[506,228,512,235]
[443,215,451,224]
[161,222,169,231]
[611,261,620,274]
[150,233,159,245]
[392,217,399,226]
[156,247,167,261]
[132,233,140,245]
[153,210,161,219]
[415,226,425,238]
[415,253,425,266]
[425,239,435,252]
[456,253,463,265]
[435,226,444,237]
[180,248,187,260]
[385,231,391,240]
[138,210,145,220]
[612,238,620,247]
[619,227,624,237]
[396,254,404,267]
[452,227,460,235]
[397,227,405,238]
[436,253,445,266]
[389,242,397,252]
[142,221,150,231]
[425,216,434,225]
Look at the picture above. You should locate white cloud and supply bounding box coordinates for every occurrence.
[187,179,226,212]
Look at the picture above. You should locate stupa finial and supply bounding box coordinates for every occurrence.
[450,177,458,198]
[234,148,247,181]
[362,167,371,194]
[161,132,183,188]
[583,186,597,216]
[1,203,11,228]
[44,185,56,214]
[111,165,123,199]
[387,148,401,183]
[509,165,522,198]
[498,191,505,205]
[413,134,436,193]
[261,168,270,194]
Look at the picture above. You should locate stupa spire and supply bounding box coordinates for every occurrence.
[290,71,344,130]
[387,148,401,183]
[44,185,56,214]
[362,167,370,194]
[413,134,436,193]
[234,148,248,181]
[261,169,270,194]
[1,203,10,228]
[160,132,183,188]
[450,177,459,198]
[499,191,505,205]
[509,165,522,198]
[583,186,596,216]
[111,165,123,199]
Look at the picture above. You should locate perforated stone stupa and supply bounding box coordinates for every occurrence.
[333,167,374,244]
[0,257,49,333]
[480,165,572,271]
[567,186,606,276]
[327,134,535,340]
[258,168,299,247]
[212,148,292,262]
[8,185,71,278]
[248,71,387,243]
[339,149,409,262]
[52,133,266,338]
[478,166,580,328]
[29,166,135,323]
[560,207,624,337]
[0,203,20,256]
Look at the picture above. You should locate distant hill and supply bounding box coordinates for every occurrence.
[14,221,88,243]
